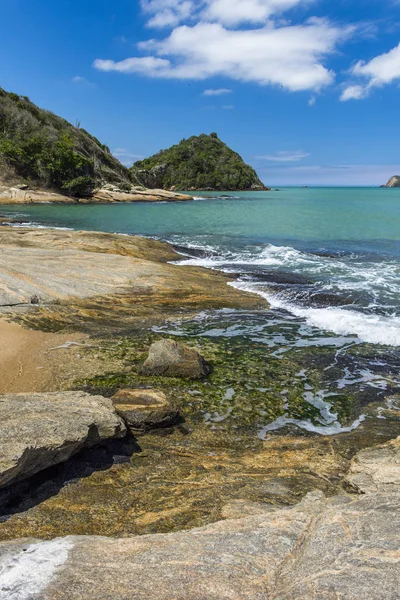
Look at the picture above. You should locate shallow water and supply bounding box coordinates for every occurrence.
[2,187,400,434]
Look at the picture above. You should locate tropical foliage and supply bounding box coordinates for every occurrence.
[0,87,130,196]
[131,133,265,191]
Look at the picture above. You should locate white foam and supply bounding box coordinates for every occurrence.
[231,281,400,346]
[258,414,366,438]
[0,538,73,599]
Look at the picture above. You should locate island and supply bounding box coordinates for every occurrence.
[131,133,268,191]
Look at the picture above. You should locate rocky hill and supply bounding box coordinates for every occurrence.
[385,176,400,187]
[131,133,267,191]
[0,86,131,196]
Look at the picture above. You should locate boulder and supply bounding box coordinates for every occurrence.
[112,388,180,430]
[139,339,210,380]
[0,391,126,489]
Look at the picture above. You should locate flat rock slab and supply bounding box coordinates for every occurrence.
[0,391,126,489]
[0,490,398,600]
[0,246,170,306]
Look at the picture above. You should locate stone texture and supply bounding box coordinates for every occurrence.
[112,388,180,430]
[90,187,191,203]
[139,339,210,380]
[0,391,126,489]
[0,440,399,599]
[0,185,191,204]
[346,435,400,494]
[0,489,398,599]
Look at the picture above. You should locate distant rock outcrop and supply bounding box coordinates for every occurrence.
[385,176,400,187]
[131,133,267,191]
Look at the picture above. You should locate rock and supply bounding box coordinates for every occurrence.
[0,185,192,205]
[385,175,400,188]
[90,187,191,203]
[0,391,126,489]
[0,186,73,204]
[139,339,210,380]
[346,435,400,494]
[1,487,398,599]
[112,388,180,430]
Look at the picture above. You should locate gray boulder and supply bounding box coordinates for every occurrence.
[0,391,126,489]
[112,388,180,430]
[139,339,210,380]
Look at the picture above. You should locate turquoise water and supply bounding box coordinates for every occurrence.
[2,187,400,435]
[2,188,400,252]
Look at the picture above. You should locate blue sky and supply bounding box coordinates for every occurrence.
[1,0,400,185]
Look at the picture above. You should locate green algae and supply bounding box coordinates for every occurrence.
[75,332,359,433]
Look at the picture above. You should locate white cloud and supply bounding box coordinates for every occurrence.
[202,88,232,96]
[95,19,352,92]
[308,95,316,106]
[140,0,195,28]
[203,0,311,26]
[260,163,400,185]
[222,104,234,109]
[113,148,144,166]
[140,0,312,28]
[341,42,400,101]
[257,150,310,162]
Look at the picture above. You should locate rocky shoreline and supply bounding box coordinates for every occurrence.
[0,183,192,204]
[0,227,399,598]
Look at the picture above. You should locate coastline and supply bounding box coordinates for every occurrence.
[0,225,399,546]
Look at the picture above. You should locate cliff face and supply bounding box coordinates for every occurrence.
[385,176,400,187]
[0,87,131,196]
[131,133,267,191]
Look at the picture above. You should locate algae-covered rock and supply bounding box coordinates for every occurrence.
[139,339,210,380]
[112,388,180,430]
[0,391,126,489]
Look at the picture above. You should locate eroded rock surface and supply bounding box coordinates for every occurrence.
[0,391,126,489]
[139,339,210,379]
[0,439,398,599]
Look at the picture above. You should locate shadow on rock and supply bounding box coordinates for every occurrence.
[0,435,142,520]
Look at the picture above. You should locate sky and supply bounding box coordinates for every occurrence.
[1,0,400,185]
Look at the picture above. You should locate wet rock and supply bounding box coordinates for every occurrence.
[112,389,180,431]
[172,245,220,258]
[139,339,211,380]
[1,480,399,599]
[0,391,126,489]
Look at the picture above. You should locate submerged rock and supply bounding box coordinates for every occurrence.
[139,339,211,380]
[0,391,126,489]
[112,388,180,431]
[1,439,399,599]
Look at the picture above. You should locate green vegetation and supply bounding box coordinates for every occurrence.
[131,133,266,191]
[0,87,130,196]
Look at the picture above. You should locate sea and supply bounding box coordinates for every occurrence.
[2,187,400,436]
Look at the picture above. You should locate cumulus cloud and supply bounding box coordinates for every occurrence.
[341,42,400,101]
[257,150,310,162]
[202,88,232,96]
[95,19,352,92]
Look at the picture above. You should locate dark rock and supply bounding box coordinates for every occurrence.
[139,339,210,380]
[112,389,180,431]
